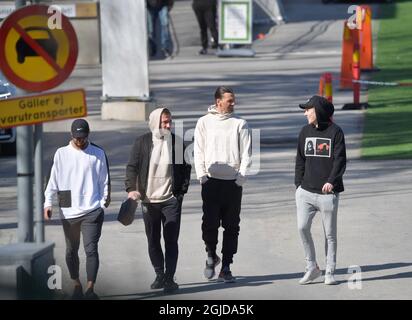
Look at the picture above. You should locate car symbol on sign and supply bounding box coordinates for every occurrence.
[15,27,58,64]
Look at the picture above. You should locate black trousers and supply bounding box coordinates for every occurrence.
[62,207,104,283]
[201,178,242,267]
[192,1,219,50]
[142,197,182,277]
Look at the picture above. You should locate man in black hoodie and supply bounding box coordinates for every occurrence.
[295,95,346,286]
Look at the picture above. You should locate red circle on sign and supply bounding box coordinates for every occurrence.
[0,5,78,92]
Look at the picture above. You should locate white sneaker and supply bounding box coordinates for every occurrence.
[299,267,322,285]
[324,272,337,285]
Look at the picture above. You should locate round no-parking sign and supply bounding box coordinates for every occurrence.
[0,5,78,92]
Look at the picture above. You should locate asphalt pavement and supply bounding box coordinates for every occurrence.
[1,0,411,300]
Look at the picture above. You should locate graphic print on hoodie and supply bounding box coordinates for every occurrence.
[295,102,347,194]
[304,138,331,157]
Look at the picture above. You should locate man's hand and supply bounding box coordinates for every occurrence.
[104,196,111,208]
[322,183,334,194]
[128,191,141,201]
[200,175,208,185]
[44,207,52,220]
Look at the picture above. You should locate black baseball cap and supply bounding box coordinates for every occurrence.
[299,95,334,115]
[71,119,90,138]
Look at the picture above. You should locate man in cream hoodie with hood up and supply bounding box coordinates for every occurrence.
[194,86,252,283]
[125,107,191,294]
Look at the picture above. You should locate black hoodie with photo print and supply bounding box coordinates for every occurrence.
[295,102,347,194]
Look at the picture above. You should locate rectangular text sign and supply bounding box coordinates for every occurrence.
[0,89,87,128]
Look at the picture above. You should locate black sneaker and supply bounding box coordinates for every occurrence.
[198,48,207,55]
[84,288,99,300]
[163,276,179,294]
[71,285,83,300]
[218,267,236,283]
[204,255,221,280]
[150,273,165,289]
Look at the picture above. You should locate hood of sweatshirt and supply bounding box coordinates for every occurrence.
[149,107,170,140]
[314,103,334,130]
[207,104,233,120]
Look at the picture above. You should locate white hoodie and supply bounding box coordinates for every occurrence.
[194,105,252,185]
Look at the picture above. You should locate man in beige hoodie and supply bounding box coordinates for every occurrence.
[125,107,191,293]
[194,87,252,283]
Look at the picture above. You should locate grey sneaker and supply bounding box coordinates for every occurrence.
[299,266,322,285]
[324,271,338,285]
[204,255,221,280]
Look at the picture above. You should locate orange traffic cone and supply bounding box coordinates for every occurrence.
[359,5,375,71]
[340,21,356,89]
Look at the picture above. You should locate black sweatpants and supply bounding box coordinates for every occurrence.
[61,207,104,283]
[142,197,182,277]
[201,178,242,267]
[192,1,219,50]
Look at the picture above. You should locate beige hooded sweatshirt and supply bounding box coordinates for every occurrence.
[194,105,252,186]
[144,108,174,203]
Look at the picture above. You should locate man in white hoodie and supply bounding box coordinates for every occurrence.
[44,119,110,300]
[194,86,252,283]
[125,107,191,294]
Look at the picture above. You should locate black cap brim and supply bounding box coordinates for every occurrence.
[299,103,313,109]
[72,132,88,139]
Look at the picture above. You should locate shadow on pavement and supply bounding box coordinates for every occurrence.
[99,261,412,299]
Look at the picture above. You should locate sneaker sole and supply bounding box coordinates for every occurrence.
[150,285,164,290]
[299,271,322,285]
[218,277,236,283]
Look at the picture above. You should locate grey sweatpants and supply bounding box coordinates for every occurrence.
[295,186,339,272]
[62,207,104,282]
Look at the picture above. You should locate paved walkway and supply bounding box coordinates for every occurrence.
[1,0,411,300]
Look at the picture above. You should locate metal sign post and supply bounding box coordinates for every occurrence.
[34,124,44,243]
[14,0,34,244]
